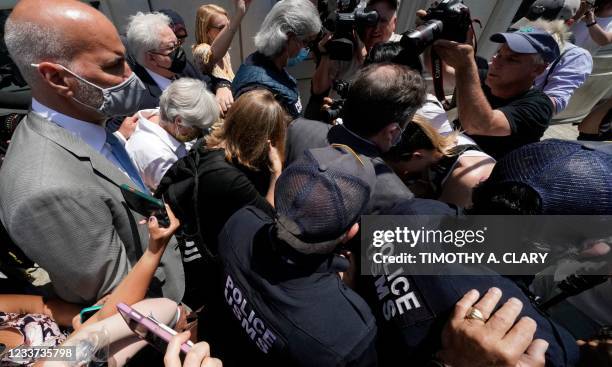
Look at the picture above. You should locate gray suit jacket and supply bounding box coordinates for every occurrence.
[0,112,184,304]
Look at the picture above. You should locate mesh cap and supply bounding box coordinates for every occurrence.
[480,140,612,214]
[275,144,376,254]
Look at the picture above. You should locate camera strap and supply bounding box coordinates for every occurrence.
[431,18,481,111]
[431,51,451,110]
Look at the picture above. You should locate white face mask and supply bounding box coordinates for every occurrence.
[31,63,146,117]
[391,123,405,147]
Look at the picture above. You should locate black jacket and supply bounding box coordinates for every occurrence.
[216,206,378,366]
[285,118,414,214]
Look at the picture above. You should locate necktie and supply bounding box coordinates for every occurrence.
[105,131,148,193]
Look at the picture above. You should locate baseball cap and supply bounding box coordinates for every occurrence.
[158,9,187,35]
[367,0,400,11]
[490,29,560,63]
[274,144,376,254]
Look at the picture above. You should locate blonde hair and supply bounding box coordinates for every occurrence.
[194,4,228,46]
[206,90,290,170]
[412,115,459,157]
[386,115,460,161]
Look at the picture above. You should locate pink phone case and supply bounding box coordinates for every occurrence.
[117,303,193,354]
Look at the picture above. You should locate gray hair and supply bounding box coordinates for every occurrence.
[4,17,74,86]
[159,78,219,130]
[126,12,171,66]
[254,0,321,57]
[531,53,547,66]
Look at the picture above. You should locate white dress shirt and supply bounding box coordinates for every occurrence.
[145,67,173,91]
[31,98,131,179]
[125,109,188,191]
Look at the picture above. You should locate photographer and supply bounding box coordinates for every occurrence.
[433,29,559,159]
[308,0,401,119]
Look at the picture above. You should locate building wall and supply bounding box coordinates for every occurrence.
[100,0,522,102]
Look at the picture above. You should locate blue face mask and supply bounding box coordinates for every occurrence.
[287,47,310,67]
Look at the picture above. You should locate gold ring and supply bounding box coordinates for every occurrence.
[465,307,487,322]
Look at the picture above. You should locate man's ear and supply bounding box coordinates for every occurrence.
[342,223,360,243]
[36,62,74,98]
[145,51,158,65]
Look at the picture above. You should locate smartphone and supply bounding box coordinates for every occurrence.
[116,303,193,355]
[80,304,103,323]
[119,184,170,228]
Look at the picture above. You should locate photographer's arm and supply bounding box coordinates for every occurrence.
[312,55,334,95]
[434,40,511,136]
[79,206,180,328]
[198,0,250,73]
[585,10,612,46]
[423,46,457,91]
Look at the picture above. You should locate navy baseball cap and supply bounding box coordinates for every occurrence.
[490,29,560,63]
[275,144,376,254]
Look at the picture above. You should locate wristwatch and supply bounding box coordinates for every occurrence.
[587,21,598,27]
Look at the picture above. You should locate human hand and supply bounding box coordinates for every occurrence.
[322,96,334,111]
[267,140,282,177]
[433,39,475,70]
[577,337,612,366]
[148,204,180,255]
[164,331,222,367]
[437,288,548,367]
[415,9,427,26]
[235,0,252,19]
[585,9,596,24]
[216,87,234,117]
[317,32,334,54]
[118,113,139,140]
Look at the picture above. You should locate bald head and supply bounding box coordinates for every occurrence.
[343,62,426,139]
[5,0,123,86]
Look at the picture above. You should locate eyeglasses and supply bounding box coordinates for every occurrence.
[148,42,180,56]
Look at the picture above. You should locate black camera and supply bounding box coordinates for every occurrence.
[400,0,471,56]
[321,79,350,123]
[319,0,379,61]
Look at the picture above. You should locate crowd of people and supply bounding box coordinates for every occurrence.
[0,0,610,366]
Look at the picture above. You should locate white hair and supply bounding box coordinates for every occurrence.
[126,12,171,66]
[254,0,322,57]
[4,17,73,86]
[525,19,571,51]
[159,78,219,130]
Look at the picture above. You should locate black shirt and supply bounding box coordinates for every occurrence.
[461,69,553,159]
[216,206,378,366]
[194,148,274,250]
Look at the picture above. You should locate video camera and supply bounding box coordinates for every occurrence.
[400,0,471,56]
[319,0,379,61]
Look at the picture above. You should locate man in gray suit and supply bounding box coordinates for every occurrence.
[0,0,184,304]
